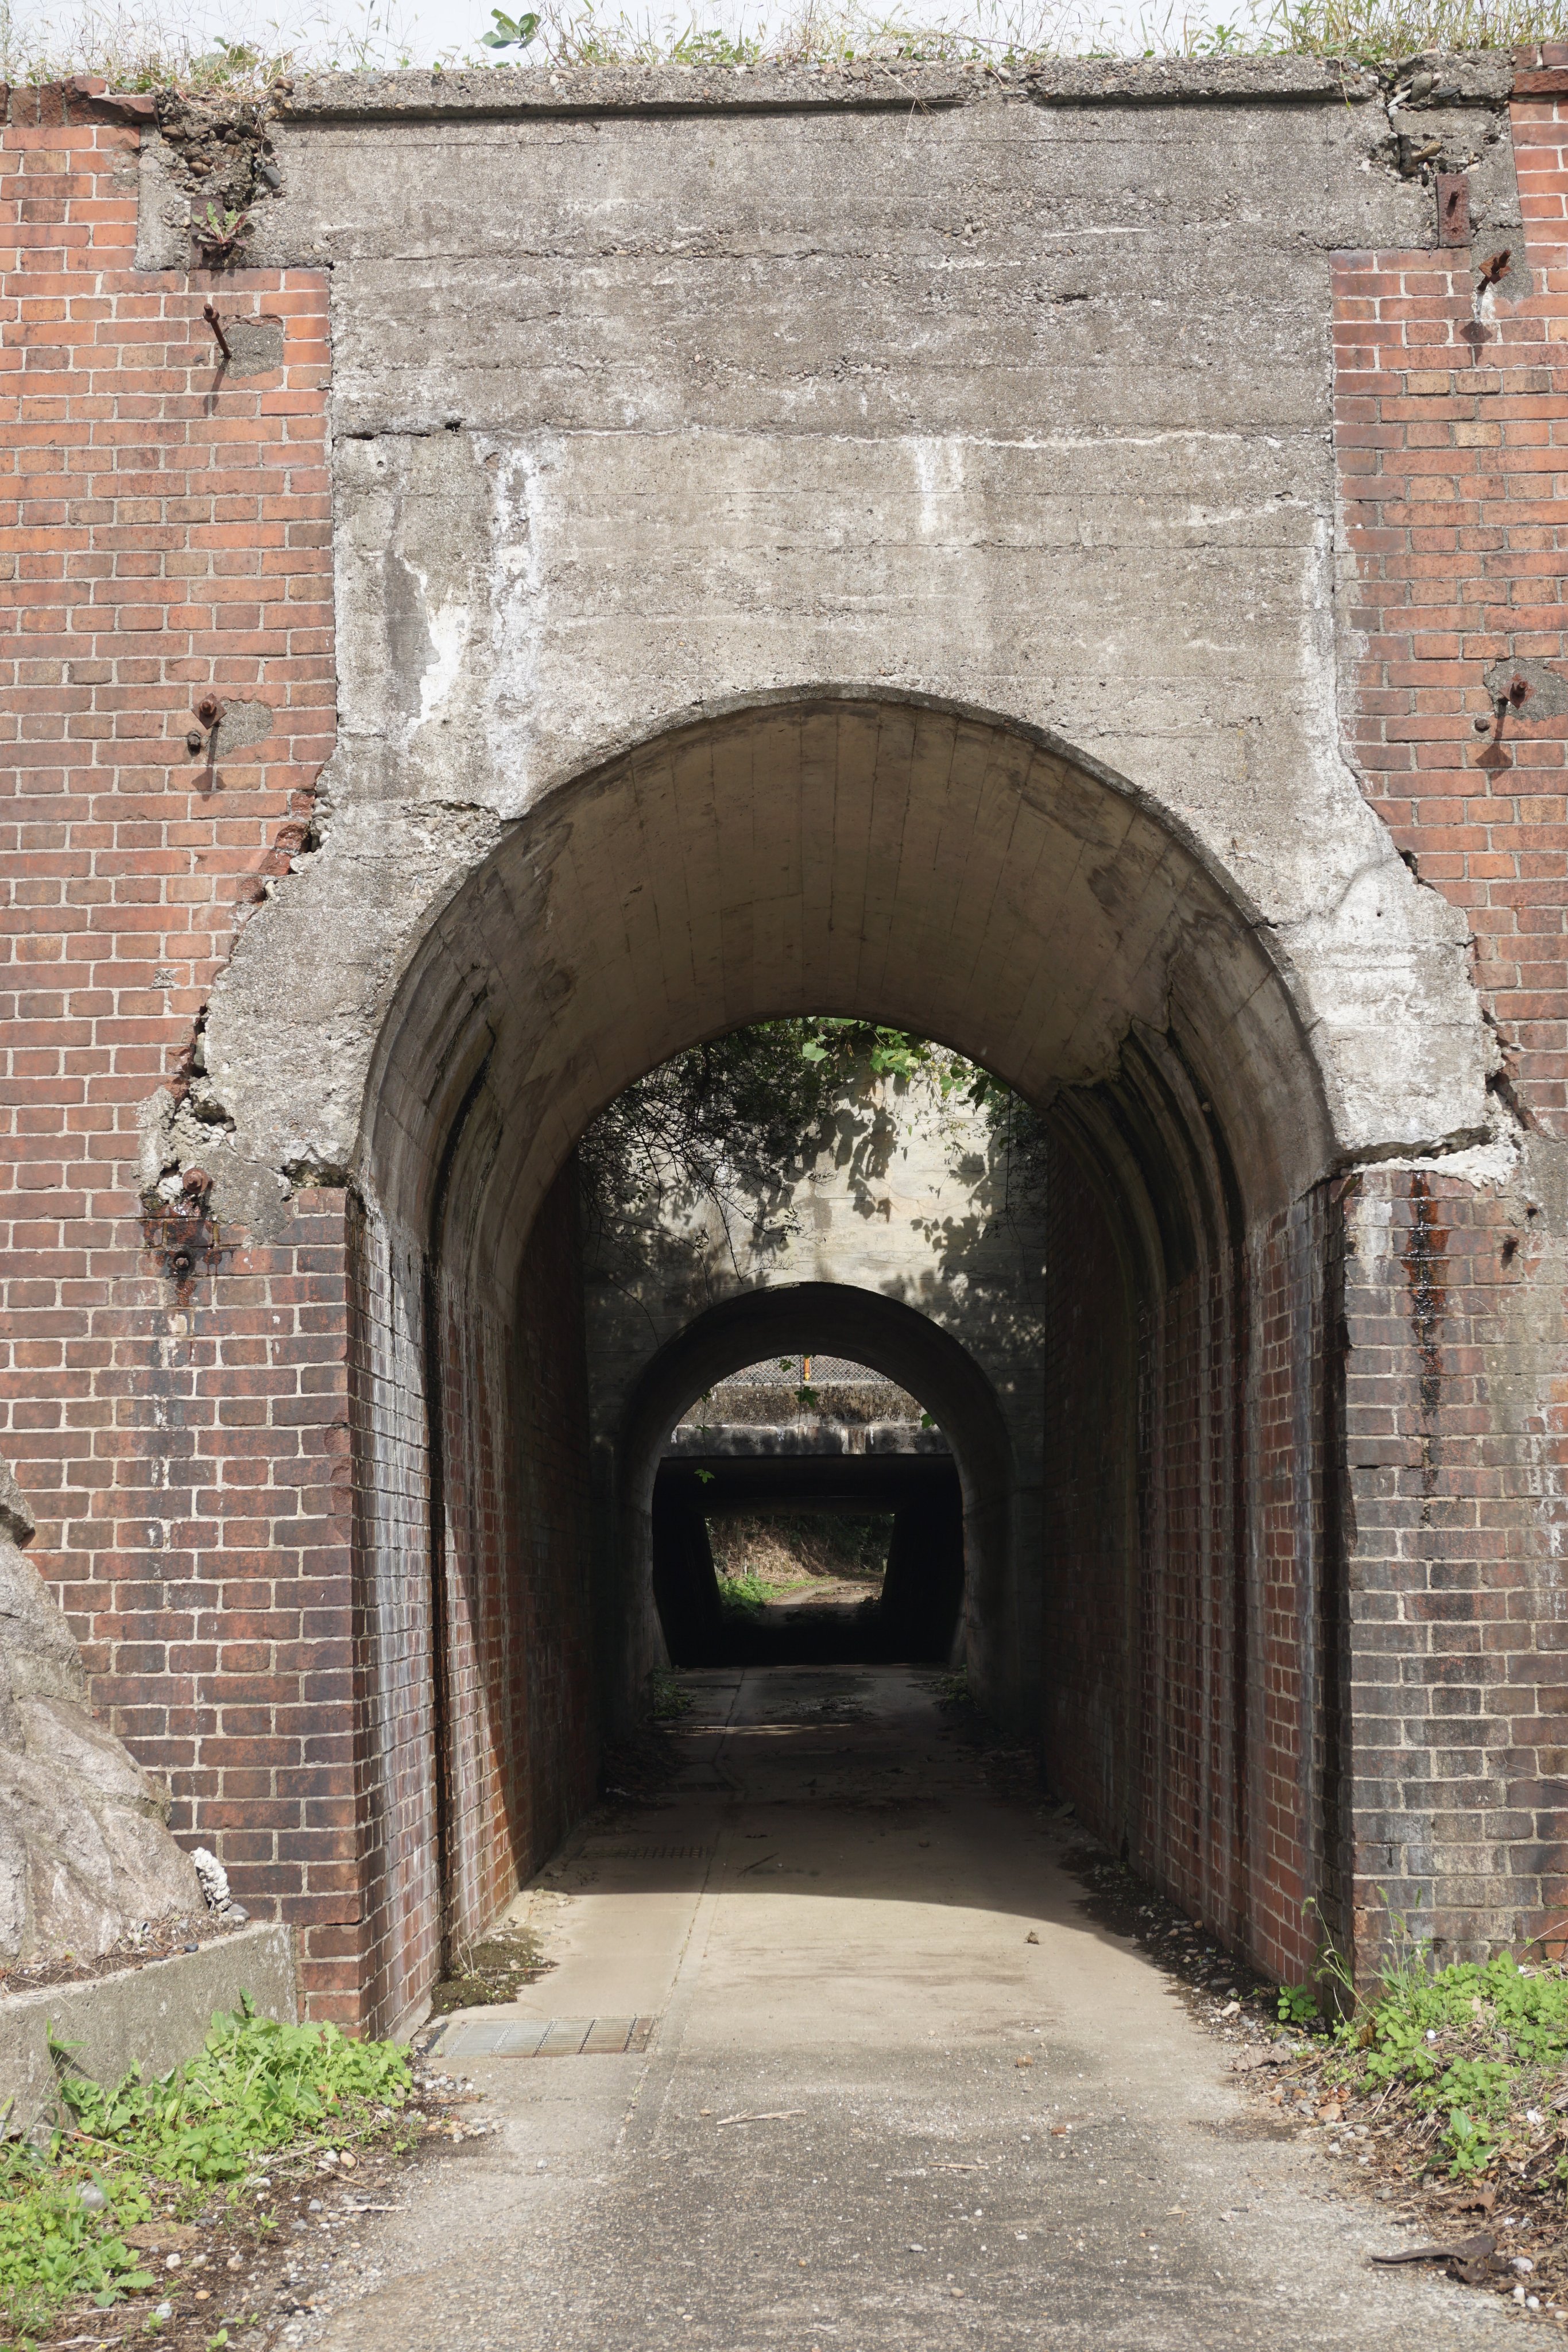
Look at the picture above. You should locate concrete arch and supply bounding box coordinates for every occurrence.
[358,689,1334,1290]
[613,1282,1016,1695]
[338,689,1400,2029]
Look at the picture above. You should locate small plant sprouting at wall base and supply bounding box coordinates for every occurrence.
[650,1666,694,1717]
[1261,1894,1568,2186]
[0,1999,411,2341]
[1325,1949,1568,2181]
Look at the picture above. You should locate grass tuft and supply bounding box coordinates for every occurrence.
[5,0,1567,94]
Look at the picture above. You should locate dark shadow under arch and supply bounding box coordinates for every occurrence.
[344,688,1352,2032]
[610,1283,1015,1690]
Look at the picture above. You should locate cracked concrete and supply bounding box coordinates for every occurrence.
[142,63,1511,1228]
[281,1668,1507,2351]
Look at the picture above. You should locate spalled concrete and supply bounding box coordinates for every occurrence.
[168,63,1512,1232]
[285,1671,1501,2351]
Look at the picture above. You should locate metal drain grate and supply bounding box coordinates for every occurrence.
[429,2016,658,2059]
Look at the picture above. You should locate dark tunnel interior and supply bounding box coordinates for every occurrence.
[652,1452,965,1669]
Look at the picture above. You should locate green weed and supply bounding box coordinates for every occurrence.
[0,2155,158,2343]
[649,1666,693,1718]
[0,2001,411,2342]
[481,5,540,41]
[715,1572,773,1614]
[1314,1947,1568,2181]
[56,1999,409,2181]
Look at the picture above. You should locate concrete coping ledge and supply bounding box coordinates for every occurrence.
[0,1923,298,2133]
[274,55,1477,122]
[665,1419,953,1457]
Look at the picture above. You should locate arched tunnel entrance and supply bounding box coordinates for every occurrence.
[351,690,1342,2033]
[629,1286,1010,1671]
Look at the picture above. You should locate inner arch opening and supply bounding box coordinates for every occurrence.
[348,690,1342,2036]
[626,1285,1012,1677]
[660,1349,961,1670]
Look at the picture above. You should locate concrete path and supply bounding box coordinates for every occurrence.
[307,1666,1504,2350]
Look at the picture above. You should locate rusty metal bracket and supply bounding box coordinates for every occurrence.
[1437,172,1470,247]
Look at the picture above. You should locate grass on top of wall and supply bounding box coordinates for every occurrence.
[7,0,1567,98]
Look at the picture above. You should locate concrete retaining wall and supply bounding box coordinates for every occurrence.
[0,1924,298,2130]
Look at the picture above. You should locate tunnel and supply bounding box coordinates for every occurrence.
[652,1451,966,1670]
[634,1295,1001,1671]
[350,688,1340,2034]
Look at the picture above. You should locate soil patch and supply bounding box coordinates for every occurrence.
[1,1909,246,2001]
[429,1928,552,2016]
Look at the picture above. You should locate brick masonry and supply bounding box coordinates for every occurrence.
[347,1169,595,2034]
[0,82,357,2015]
[1331,63,1568,1968]
[5,69,1568,2029]
[1043,1104,1340,1983]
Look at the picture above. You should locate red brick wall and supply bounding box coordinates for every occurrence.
[1042,1136,1335,1984]
[1334,1164,1568,1965]
[505,1169,598,1894]
[347,1166,597,2033]
[346,1194,438,2033]
[1335,75,1568,1128]
[11,65,1568,2028]
[0,81,357,2012]
[1330,66,1568,1968]
[432,1163,597,1965]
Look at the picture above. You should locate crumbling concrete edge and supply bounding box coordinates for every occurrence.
[0,1922,298,2134]
[277,55,1395,120]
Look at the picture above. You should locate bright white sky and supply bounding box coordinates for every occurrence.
[15,0,1234,74]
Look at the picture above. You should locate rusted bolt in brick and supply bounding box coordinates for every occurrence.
[1509,676,1531,709]
[1438,172,1470,246]
[202,301,232,362]
[196,694,223,726]
[1479,248,1512,289]
[142,1168,222,1297]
